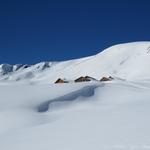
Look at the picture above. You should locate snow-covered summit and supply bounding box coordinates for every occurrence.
[0,62,51,75]
[0,42,150,83]
[0,62,56,82]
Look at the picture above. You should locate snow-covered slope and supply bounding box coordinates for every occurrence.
[1,42,150,83]
[1,81,150,150]
[1,42,150,150]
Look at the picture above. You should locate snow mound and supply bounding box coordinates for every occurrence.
[37,84,100,112]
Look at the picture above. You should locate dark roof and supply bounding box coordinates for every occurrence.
[100,76,114,82]
[55,78,68,83]
[75,76,91,82]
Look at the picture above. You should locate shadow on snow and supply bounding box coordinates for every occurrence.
[37,84,104,113]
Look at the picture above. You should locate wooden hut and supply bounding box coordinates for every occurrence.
[74,76,91,82]
[85,76,97,81]
[54,78,68,84]
[100,76,114,82]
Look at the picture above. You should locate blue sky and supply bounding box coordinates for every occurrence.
[0,0,150,64]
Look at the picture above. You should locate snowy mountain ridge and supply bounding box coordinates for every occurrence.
[0,41,150,83]
[0,62,52,75]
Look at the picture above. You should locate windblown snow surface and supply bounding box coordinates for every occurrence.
[1,42,150,150]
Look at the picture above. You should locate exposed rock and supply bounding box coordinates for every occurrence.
[0,64,13,75]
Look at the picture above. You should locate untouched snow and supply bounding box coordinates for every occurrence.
[0,42,150,150]
[0,42,150,83]
[0,81,150,150]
